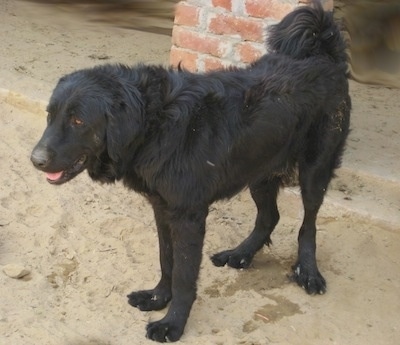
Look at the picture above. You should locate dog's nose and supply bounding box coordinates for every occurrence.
[31,146,53,169]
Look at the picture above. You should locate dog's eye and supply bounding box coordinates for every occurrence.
[71,116,84,126]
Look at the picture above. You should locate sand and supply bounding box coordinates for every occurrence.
[0,1,399,344]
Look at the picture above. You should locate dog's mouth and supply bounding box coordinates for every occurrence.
[46,155,87,185]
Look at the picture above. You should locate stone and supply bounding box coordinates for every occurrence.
[2,264,31,279]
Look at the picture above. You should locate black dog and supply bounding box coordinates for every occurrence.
[31,3,350,342]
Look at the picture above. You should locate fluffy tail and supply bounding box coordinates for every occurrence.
[267,1,347,63]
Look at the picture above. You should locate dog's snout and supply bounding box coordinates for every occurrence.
[31,145,53,169]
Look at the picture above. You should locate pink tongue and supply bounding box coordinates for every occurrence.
[46,171,63,181]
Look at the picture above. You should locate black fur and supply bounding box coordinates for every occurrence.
[31,3,351,342]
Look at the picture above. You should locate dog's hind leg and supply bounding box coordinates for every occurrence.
[127,196,173,311]
[291,133,347,295]
[292,102,350,295]
[291,160,331,295]
[211,177,281,269]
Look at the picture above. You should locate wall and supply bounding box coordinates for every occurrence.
[170,0,333,72]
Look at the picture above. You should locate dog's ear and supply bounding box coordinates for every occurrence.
[106,86,145,162]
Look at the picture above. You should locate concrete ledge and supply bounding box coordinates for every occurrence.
[0,88,47,117]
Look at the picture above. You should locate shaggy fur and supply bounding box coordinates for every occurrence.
[31,2,350,342]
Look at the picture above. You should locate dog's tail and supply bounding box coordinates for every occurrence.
[266,1,347,64]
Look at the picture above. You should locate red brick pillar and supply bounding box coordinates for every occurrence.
[170,0,300,72]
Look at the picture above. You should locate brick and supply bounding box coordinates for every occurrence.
[245,0,295,20]
[299,0,333,11]
[212,0,232,11]
[208,14,264,42]
[203,56,226,71]
[169,46,199,71]
[172,26,230,58]
[235,42,265,63]
[174,3,201,27]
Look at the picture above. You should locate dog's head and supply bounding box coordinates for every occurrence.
[31,65,144,185]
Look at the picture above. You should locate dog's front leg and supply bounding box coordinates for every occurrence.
[128,196,173,311]
[146,208,207,343]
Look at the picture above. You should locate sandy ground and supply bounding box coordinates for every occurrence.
[0,1,399,344]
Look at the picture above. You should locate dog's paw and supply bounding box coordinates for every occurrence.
[127,289,171,311]
[290,263,326,295]
[211,250,253,269]
[146,319,184,343]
